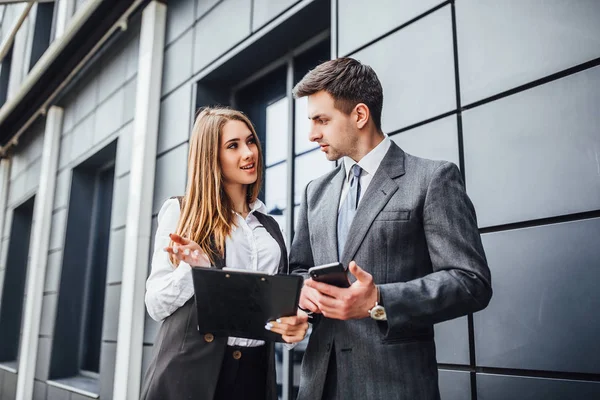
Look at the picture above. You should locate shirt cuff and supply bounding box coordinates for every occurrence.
[172,261,194,295]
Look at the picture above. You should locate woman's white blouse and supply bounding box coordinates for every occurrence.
[145,198,283,347]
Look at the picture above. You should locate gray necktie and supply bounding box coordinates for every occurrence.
[337,164,362,258]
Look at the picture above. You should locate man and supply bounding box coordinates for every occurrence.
[289,57,492,399]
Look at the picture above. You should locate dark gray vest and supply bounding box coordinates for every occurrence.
[140,197,287,400]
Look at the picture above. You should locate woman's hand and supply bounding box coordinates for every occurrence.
[164,233,211,267]
[265,309,309,343]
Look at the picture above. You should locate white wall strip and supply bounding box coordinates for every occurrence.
[15,105,63,400]
[112,2,166,399]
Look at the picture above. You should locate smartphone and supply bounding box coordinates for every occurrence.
[308,262,350,288]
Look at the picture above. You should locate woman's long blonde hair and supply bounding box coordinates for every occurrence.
[170,107,263,266]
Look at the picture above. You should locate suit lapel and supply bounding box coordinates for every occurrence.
[316,165,346,262]
[341,143,406,265]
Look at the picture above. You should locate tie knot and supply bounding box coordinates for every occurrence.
[351,164,362,179]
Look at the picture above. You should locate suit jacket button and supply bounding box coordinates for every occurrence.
[204,333,214,343]
[233,350,242,360]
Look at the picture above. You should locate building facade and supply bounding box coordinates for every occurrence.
[0,0,599,399]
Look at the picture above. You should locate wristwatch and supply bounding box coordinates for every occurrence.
[369,286,387,321]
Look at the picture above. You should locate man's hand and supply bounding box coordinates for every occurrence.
[266,309,310,343]
[298,283,322,314]
[304,261,377,320]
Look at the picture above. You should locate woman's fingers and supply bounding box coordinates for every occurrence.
[281,334,306,344]
[169,233,189,245]
[164,238,210,267]
[265,318,309,342]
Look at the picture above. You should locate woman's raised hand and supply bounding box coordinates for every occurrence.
[265,309,309,343]
[164,233,211,267]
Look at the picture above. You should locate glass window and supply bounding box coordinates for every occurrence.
[50,141,116,394]
[265,97,288,166]
[265,162,287,229]
[0,197,35,368]
[294,96,318,155]
[294,149,335,206]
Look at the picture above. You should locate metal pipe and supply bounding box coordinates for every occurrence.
[0,0,144,157]
[0,1,35,64]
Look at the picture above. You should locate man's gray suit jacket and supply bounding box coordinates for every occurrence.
[290,142,492,400]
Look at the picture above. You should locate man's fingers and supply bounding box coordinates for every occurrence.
[314,294,340,311]
[299,298,319,313]
[305,279,342,298]
[300,286,322,313]
[349,261,372,283]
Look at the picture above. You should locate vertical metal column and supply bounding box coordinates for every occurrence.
[282,55,297,400]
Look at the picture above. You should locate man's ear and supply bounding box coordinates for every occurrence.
[354,103,370,129]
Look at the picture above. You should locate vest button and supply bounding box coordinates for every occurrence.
[204,333,214,343]
[233,350,242,360]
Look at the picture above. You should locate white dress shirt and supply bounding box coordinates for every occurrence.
[339,135,391,209]
[145,197,282,347]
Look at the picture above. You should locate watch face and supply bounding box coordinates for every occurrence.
[370,305,387,321]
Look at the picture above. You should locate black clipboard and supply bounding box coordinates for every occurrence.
[191,267,303,342]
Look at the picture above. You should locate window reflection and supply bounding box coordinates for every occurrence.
[294,149,335,205]
[266,97,289,166]
[265,162,287,228]
[294,97,318,155]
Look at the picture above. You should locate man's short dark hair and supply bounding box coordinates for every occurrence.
[293,57,384,132]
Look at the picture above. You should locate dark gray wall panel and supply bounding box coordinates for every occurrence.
[123,79,137,126]
[144,311,160,345]
[157,84,192,154]
[142,345,154,381]
[338,0,445,56]
[53,170,71,211]
[434,316,469,365]
[39,293,57,337]
[115,122,133,178]
[106,229,125,285]
[475,218,600,373]
[94,88,125,145]
[46,385,70,400]
[192,0,251,73]
[463,67,600,228]
[353,5,456,134]
[44,251,62,293]
[162,29,194,96]
[33,380,47,400]
[477,373,600,400]
[71,392,95,400]
[457,0,600,105]
[35,337,51,380]
[166,0,195,45]
[110,174,129,230]
[439,370,471,400]
[152,143,189,215]
[390,115,459,167]
[1,371,16,400]
[97,50,128,105]
[99,342,116,400]
[101,284,121,342]
[196,0,221,20]
[252,0,297,31]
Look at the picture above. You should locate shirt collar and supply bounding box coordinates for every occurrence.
[232,198,267,216]
[343,135,391,181]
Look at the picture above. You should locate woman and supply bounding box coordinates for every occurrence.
[141,107,308,400]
